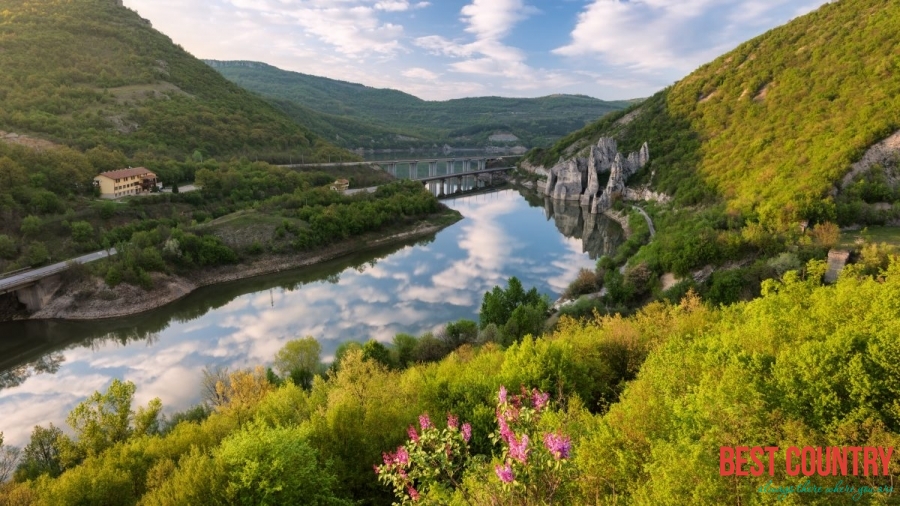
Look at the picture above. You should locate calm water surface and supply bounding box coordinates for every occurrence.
[0,189,623,446]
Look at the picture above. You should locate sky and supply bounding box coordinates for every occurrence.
[123,0,830,101]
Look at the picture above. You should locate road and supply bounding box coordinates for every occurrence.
[0,248,117,294]
[633,206,656,237]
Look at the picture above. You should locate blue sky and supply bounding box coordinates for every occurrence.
[123,0,829,101]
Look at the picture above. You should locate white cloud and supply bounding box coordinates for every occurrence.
[460,0,538,40]
[402,67,440,80]
[554,0,828,75]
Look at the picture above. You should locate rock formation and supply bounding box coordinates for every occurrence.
[542,137,652,213]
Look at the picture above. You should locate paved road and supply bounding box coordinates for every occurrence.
[633,206,656,237]
[0,248,117,293]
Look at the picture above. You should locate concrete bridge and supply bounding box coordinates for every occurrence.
[417,166,514,196]
[282,155,519,176]
[0,249,116,312]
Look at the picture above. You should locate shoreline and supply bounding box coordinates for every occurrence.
[25,213,461,322]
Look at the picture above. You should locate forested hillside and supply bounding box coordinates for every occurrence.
[0,0,349,162]
[528,0,900,225]
[206,60,632,149]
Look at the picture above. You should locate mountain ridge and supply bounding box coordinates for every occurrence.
[205,59,632,150]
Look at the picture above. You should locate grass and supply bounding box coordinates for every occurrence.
[839,226,900,249]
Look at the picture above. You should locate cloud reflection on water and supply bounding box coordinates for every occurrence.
[0,189,621,446]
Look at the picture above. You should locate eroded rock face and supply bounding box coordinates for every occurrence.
[580,138,619,206]
[550,159,586,201]
[542,137,652,212]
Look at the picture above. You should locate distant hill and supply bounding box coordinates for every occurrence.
[205,60,632,149]
[0,0,349,162]
[527,0,900,224]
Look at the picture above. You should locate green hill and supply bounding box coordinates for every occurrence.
[527,0,900,225]
[0,0,349,162]
[205,60,632,149]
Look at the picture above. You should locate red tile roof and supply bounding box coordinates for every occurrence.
[96,167,156,180]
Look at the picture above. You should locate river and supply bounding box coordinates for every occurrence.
[0,188,624,446]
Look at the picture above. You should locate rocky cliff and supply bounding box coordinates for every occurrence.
[541,137,651,213]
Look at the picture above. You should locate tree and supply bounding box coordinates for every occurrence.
[215,424,350,505]
[480,277,544,329]
[391,334,418,368]
[63,379,161,462]
[0,432,21,483]
[0,234,17,259]
[70,221,94,243]
[20,216,42,237]
[361,340,394,369]
[15,425,63,481]
[273,337,321,389]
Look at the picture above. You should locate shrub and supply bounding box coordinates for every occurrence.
[24,242,50,266]
[20,216,42,237]
[563,268,600,300]
[70,221,94,243]
[0,234,17,259]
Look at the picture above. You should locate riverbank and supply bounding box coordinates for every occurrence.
[26,210,462,321]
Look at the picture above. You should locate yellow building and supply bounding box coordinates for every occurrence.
[93,167,158,199]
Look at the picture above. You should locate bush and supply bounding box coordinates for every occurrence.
[563,269,600,300]
[20,215,42,237]
[70,221,93,243]
[0,234,17,259]
[98,201,116,220]
[24,242,50,266]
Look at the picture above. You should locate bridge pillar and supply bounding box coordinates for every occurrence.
[479,159,486,171]
[15,274,63,312]
[410,161,418,179]
[429,161,437,177]
[447,160,454,175]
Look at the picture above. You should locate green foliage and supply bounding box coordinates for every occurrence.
[61,379,161,465]
[215,423,349,506]
[361,340,394,369]
[69,220,93,243]
[273,336,322,389]
[479,276,543,329]
[208,60,630,149]
[23,242,50,266]
[19,216,42,237]
[0,234,17,259]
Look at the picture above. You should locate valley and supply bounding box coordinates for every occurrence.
[1,0,900,504]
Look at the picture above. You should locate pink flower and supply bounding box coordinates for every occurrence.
[395,446,409,465]
[419,414,433,430]
[498,415,513,443]
[373,464,381,475]
[447,414,459,430]
[543,432,571,460]
[383,452,393,465]
[461,422,472,442]
[495,463,514,483]
[532,390,549,411]
[498,385,508,405]
[509,434,530,464]
[407,425,419,443]
[408,485,419,501]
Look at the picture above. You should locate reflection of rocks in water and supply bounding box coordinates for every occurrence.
[548,198,584,239]
[544,197,625,259]
[583,212,626,259]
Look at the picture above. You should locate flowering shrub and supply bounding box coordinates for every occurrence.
[375,413,473,504]
[376,386,573,505]
[489,385,573,504]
